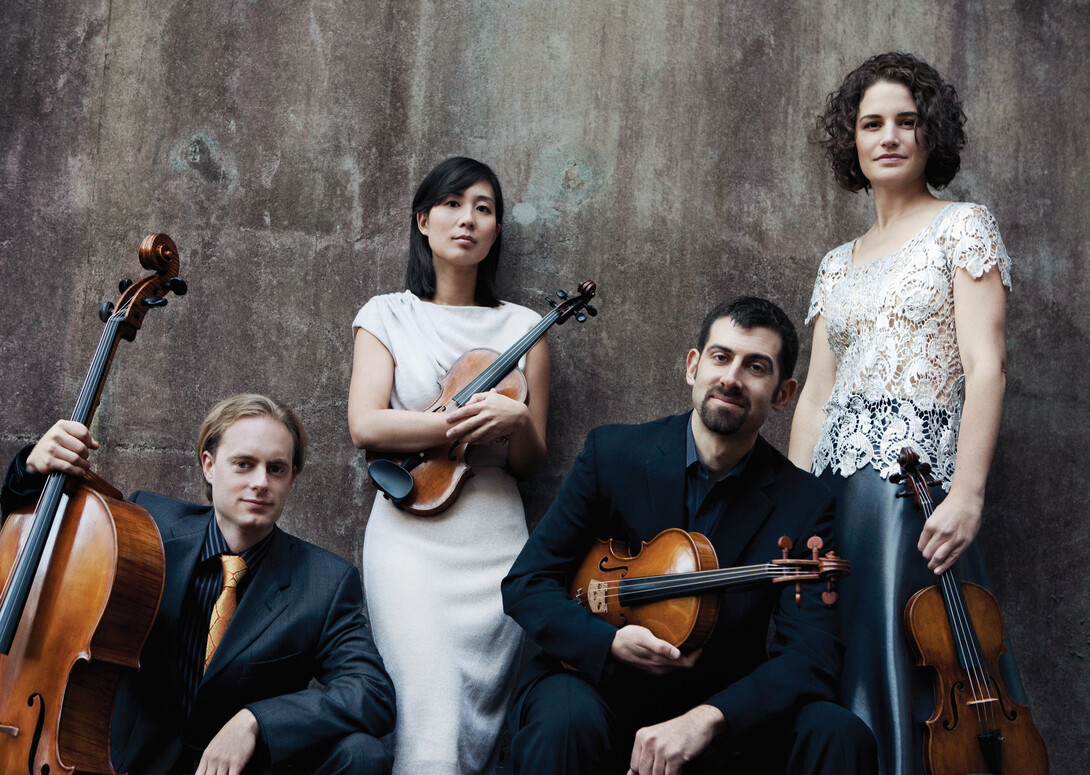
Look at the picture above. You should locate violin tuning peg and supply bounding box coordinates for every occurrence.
[778,535,793,558]
[547,299,558,308]
[585,304,597,316]
[144,296,168,308]
[822,588,838,606]
[556,289,569,300]
[118,278,133,293]
[98,302,115,323]
[575,313,587,323]
[165,277,188,296]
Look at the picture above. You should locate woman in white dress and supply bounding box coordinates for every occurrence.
[788,53,1027,775]
[348,157,549,774]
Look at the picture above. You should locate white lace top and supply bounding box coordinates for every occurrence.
[806,202,1011,487]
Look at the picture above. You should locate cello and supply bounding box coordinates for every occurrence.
[367,280,597,515]
[893,447,1048,775]
[0,234,185,774]
[568,528,848,651]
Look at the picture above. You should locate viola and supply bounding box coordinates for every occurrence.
[893,447,1048,775]
[0,234,185,774]
[568,528,848,651]
[367,280,597,516]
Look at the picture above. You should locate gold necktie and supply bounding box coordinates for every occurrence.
[204,554,248,672]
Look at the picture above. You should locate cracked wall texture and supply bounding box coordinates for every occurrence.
[1,0,1086,768]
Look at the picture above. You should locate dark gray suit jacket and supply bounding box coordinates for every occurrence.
[2,450,395,775]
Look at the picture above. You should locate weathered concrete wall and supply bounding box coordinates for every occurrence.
[1,0,1086,767]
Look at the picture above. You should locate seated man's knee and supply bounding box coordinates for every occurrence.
[791,701,877,775]
[517,672,611,738]
[510,672,616,771]
[315,732,392,775]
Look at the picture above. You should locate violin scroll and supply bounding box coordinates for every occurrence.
[890,446,941,506]
[548,280,597,324]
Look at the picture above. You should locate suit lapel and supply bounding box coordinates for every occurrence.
[706,436,779,568]
[201,527,293,684]
[160,511,213,623]
[644,414,689,534]
[157,510,212,702]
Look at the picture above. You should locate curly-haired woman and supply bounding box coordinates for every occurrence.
[788,53,1027,775]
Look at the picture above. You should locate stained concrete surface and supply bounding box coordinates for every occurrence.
[1,0,1086,769]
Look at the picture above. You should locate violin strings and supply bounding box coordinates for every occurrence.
[454,308,559,404]
[579,564,814,605]
[918,480,999,740]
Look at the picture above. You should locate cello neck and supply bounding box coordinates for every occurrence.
[0,316,126,654]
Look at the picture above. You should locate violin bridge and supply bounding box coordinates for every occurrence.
[587,580,609,613]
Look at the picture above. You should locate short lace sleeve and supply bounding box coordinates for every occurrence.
[805,248,839,325]
[947,204,1012,289]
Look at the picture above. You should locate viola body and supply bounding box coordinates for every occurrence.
[905,581,1048,775]
[367,347,527,516]
[0,479,165,775]
[569,529,720,651]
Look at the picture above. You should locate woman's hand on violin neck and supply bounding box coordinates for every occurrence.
[628,705,725,775]
[26,420,99,477]
[917,489,984,575]
[610,625,701,675]
[444,389,532,446]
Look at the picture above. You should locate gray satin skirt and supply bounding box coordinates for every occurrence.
[821,466,1026,775]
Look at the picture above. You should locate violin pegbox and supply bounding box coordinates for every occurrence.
[548,280,597,324]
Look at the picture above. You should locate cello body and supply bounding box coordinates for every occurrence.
[0,482,165,774]
[0,233,182,774]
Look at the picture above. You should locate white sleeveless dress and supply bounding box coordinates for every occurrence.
[353,290,541,775]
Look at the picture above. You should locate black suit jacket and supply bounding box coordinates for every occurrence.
[501,413,843,741]
[2,451,395,775]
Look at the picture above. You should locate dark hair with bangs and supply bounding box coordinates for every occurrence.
[817,52,966,192]
[696,296,799,386]
[406,156,504,307]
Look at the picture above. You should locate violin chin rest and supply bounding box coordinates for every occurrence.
[367,459,415,502]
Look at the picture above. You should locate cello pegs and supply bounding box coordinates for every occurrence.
[575,313,587,323]
[144,297,168,308]
[556,289,569,299]
[99,302,115,323]
[584,304,597,316]
[118,278,133,293]
[165,277,188,296]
